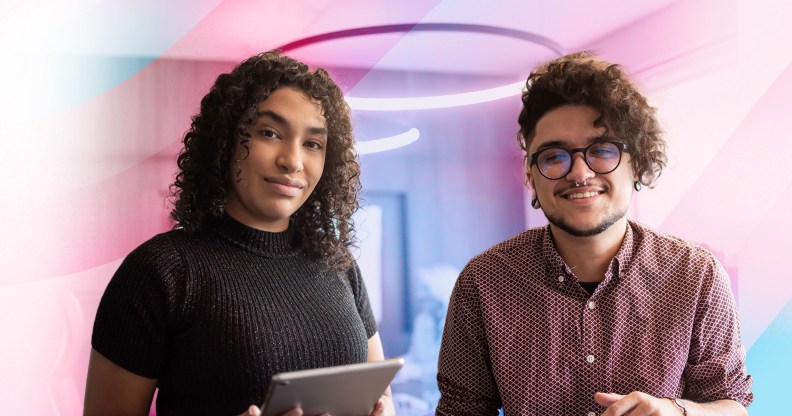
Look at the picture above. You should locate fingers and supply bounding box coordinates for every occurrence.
[598,391,670,416]
[283,407,304,416]
[600,392,646,416]
[242,405,261,416]
[368,399,384,416]
[594,392,625,407]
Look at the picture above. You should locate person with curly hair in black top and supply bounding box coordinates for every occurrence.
[84,51,394,416]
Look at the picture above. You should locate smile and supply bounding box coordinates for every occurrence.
[264,177,305,197]
[264,177,305,189]
[566,191,601,200]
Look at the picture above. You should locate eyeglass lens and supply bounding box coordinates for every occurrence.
[536,142,622,179]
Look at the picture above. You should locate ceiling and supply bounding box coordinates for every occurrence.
[27,0,691,79]
[167,0,680,77]
[4,0,736,111]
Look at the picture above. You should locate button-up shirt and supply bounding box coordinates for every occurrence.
[436,221,752,415]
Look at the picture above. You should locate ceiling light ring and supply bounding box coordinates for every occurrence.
[278,23,565,111]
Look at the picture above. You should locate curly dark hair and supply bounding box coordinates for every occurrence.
[170,50,360,270]
[517,51,667,187]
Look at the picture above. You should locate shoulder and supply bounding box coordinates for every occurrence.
[629,221,716,265]
[129,225,228,261]
[340,259,371,295]
[103,229,200,322]
[469,227,545,266]
[124,229,186,267]
[112,228,202,289]
[627,221,727,294]
[458,227,546,284]
[341,259,362,283]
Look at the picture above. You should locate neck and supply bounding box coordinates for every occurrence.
[224,202,290,232]
[550,217,628,282]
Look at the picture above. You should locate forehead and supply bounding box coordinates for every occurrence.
[254,87,326,125]
[530,105,606,151]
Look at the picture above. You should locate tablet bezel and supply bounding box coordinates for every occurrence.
[260,357,404,416]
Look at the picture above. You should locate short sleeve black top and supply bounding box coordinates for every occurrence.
[92,215,377,416]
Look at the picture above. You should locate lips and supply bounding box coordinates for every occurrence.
[567,191,601,200]
[264,176,305,189]
[264,176,306,197]
[557,186,606,200]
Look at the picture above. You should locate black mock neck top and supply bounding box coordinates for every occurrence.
[92,215,377,415]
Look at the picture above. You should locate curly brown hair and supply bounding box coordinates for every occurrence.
[170,51,360,270]
[517,51,667,187]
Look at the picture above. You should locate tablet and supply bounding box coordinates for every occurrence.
[260,358,405,416]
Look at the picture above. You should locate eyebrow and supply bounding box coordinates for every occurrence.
[256,109,328,137]
[534,135,613,152]
[534,140,568,151]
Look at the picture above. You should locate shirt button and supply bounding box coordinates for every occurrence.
[587,412,596,416]
[587,301,596,310]
[586,354,595,363]
[558,275,565,283]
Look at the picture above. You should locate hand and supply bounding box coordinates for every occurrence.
[239,405,305,416]
[368,394,396,416]
[595,392,683,415]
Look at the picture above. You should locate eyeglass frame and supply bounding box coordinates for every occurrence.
[528,139,629,180]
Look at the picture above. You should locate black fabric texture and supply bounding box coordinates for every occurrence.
[91,215,377,416]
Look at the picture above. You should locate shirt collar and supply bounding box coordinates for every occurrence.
[541,221,637,286]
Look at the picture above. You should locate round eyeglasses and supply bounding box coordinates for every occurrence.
[529,140,628,180]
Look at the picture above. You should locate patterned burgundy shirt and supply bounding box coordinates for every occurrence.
[436,221,752,415]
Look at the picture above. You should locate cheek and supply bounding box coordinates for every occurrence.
[531,174,552,196]
[310,154,327,181]
[621,165,637,187]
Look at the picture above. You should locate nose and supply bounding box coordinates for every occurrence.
[565,153,595,184]
[276,140,304,173]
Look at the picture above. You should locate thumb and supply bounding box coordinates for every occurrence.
[594,392,625,407]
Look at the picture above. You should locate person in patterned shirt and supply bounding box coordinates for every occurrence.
[436,52,752,415]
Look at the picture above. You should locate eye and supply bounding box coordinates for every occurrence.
[540,148,569,165]
[261,129,279,138]
[304,139,324,151]
[588,143,619,158]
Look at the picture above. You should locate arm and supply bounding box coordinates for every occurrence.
[595,392,747,415]
[435,271,501,416]
[367,332,395,416]
[595,255,751,416]
[83,349,157,416]
[87,238,175,416]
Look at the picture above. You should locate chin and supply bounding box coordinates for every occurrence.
[553,222,610,237]
[546,211,626,238]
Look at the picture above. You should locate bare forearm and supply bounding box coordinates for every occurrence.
[685,399,747,416]
[597,392,748,415]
